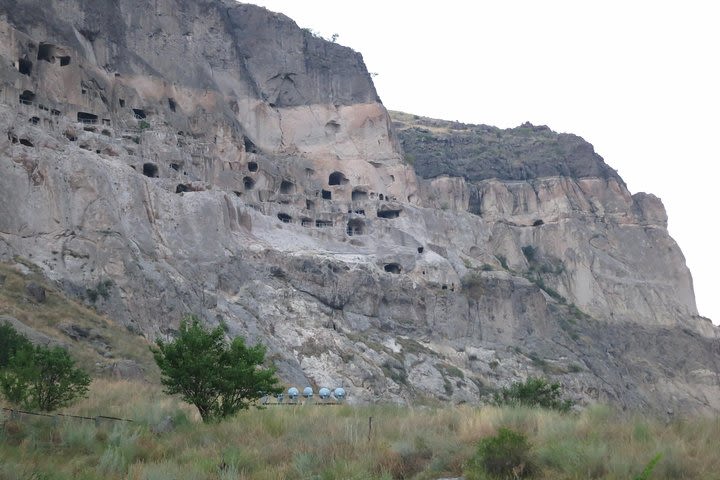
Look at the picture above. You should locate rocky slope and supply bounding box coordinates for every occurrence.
[0,0,717,414]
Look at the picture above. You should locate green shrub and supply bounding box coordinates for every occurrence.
[493,377,572,412]
[0,343,91,411]
[466,427,537,479]
[0,321,31,368]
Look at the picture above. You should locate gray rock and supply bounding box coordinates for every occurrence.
[25,282,46,302]
[0,0,716,414]
[150,415,175,435]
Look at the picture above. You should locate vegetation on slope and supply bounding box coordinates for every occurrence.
[0,261,158,380]
[1,379,718,479]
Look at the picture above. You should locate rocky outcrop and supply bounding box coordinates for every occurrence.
[0,0,717,414]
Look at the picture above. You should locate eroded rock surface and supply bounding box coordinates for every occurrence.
[0,0,717,413]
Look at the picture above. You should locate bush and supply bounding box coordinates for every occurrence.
[0,343,91,411]
[493,377,572,412]
[466,427,537,479]
[152,316,282,422]
[0,322,31,368]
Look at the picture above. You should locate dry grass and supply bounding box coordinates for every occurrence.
[0,261,158,379]
[2,379,720,479]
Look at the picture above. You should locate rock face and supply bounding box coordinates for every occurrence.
[0,0,717,413]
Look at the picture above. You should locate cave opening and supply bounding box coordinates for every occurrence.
[175,184,190,193]
[306,199,315,210]
[168,97,177,112]
[77,112,98,124]
[29,116,39,125]
[37,43,56,62]
[277,213,292,223]
[243,176,255,190]
[321,190,331,200]
[119,98,125,107]
[533,219,544,226]
[351,189,368,202]
[132,108,146,119]
[346,219,365,236]
[280,180,295,194]
[19,138,34,147]
[301,217,313,227]
[18,57,32,75]
[19,90,35,104]
[379,194,384,200]
[169,163,180,171]
[417,246,424,254]
[247,161,258,172]
[316,219,333,228]
[328,171,348,186]
[384,263,401,274]
[244,136,258,153]
[142,163,159,178]
[59,56,71,66]
[377,209,401,219]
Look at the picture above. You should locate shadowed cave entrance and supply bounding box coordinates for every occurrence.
[328,171,348,186]
[142,163,159,178]
[346,218,365,236]
[384,263,401,274]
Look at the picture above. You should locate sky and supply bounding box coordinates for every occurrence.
[249,0,719,324]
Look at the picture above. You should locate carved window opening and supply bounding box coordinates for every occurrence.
[18,57,32,75]
[142,163,159,178]
[37,43,57,62]
[346,219,364,236]
[351,189,368,201]
[377,209,401,219]
[384,263,401,274]
[19,90,35,104]
[77,112,98,124]
[243,176,255,190]
[280,180,295,194]
[244,136,258,153]
[328,171,348,185]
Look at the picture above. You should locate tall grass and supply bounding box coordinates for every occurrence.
[2,379,720,479]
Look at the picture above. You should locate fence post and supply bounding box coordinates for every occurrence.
[368,416,373,442]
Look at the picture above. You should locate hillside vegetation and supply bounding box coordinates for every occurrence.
[0,261,157,380]
[1,378,718,479]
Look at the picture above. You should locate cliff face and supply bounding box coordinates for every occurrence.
[0,0,717,414]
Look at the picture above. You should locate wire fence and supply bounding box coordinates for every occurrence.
[1,406,134,426]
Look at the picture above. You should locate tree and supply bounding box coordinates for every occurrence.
[0,322,32,368]
[152,316,282,422]
[493,376,572,412]
[0,343,91,411]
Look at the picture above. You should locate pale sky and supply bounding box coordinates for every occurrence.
[249,0,719,324]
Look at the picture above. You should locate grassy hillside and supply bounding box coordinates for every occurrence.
[0,260,158,380]
[1,379,718,479]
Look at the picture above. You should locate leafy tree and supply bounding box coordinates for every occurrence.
[152,316,282,422]
[493,376,572,412]
[0,344,91,411]
[0,322,32,368]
